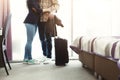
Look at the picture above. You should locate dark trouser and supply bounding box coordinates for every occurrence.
[38,22,52,58]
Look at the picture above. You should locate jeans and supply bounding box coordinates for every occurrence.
[24,23,37,60]
[38,22,52,58]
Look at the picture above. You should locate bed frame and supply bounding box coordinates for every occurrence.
[70,36,120,80]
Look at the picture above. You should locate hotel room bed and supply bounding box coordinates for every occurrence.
[70,36,120,80]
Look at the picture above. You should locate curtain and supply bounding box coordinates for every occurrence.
[0,0,12,60]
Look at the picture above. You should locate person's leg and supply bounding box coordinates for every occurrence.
[42,33,52,64]
[24,23,37,61]
[38,22,47,56]
[46,33,52,58]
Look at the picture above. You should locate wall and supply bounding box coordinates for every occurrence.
[10,0,120,61]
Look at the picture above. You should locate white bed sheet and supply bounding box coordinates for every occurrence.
[93,37,120,57]
[71,36,97,52]
[71,36,120,59]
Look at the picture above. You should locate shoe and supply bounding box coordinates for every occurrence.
[43,58,51,64]
[23,59,28,64]
[39,56,46,62]
[27,59,40,65]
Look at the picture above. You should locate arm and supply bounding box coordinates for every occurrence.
[28,0,42,15]
[33,0,43,15]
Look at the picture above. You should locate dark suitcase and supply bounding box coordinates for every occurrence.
[54,37,69,66]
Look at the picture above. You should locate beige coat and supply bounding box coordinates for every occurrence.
[39,0,59,22]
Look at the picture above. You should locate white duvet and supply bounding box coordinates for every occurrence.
[71,36,120,59]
